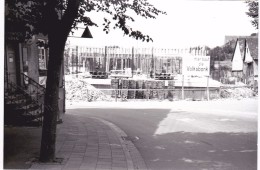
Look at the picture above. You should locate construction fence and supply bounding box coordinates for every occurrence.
[85,78,219,102]
[85,88,220,102]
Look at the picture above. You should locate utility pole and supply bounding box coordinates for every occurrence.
[132,47,134,77]
[104,46,107,72]
[76,46,78,77]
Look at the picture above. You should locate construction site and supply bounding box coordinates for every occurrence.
[64,46,255,102]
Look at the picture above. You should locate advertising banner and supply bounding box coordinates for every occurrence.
[182,55,210,76]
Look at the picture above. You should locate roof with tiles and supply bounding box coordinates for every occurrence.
[246,37,258,59]
[232,37,258,61]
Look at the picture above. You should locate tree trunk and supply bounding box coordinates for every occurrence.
[39,0,80,162]
[39,35,65,162]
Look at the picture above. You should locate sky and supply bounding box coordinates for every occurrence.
[68,0,256,49]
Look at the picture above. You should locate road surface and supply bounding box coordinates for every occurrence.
[66,98,257,170]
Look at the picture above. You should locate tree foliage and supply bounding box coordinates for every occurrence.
[246,0,258,29]
[6,0,166,42]
[210,40,236,61]
[209,40,236,69]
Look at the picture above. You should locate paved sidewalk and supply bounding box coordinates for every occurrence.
[30,114,147,170]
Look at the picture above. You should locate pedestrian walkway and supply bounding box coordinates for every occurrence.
[30,114,147,170]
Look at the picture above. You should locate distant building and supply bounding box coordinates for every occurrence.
[231,37,258,87]
[211,34,258,87]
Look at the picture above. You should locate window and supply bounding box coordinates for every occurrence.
[38,39,47,70]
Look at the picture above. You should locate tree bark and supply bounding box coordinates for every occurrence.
[39,34,65,162]
[39,0,80,162]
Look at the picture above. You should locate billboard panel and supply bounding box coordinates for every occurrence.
[182,55,210,76]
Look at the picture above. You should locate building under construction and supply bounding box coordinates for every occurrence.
[65,46,208,78]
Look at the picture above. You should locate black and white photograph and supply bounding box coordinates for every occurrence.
[3,0,258,169]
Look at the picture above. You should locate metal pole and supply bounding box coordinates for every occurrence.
[207,76,210,101]
[219,55,220,81]
[71,49,74,75]
[182,75,184,100]
[166,58,168,73]
[115,78,118,102]
[152,48,155,76]
[132,47,134,77]
[115,89,117,102]
[147,89,149,101]
[76,46,78,77]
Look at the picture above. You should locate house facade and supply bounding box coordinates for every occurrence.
[4,34,65,125]
[5,35,48,85]
[231,37,258,87]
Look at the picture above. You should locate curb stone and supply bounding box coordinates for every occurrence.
[93,117,148,170]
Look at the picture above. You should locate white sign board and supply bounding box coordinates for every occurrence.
[182,55,210,76]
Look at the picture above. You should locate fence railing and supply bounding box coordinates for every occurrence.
[5,81,44,125]
[20,73,46,103]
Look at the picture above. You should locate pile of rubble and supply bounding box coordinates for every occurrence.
[220,86,254,99]
[65,79,112,102]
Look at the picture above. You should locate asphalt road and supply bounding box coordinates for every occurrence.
[67,99,257,170]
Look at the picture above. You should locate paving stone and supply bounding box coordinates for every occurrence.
[79,164,96,170]
[73,148,86,153]
[85,152,98,158]
[112,167,127,170]
[97,158,111,163]
[112,150,124,154]
[110,144,122,148]
[112,157,127,162]
[86,145,98,150]
[85,148,98,152]
[99,150,111,154]
[96,164,111,170]
[29,115,147,170]
[42,165,64,170]
[111,154,125,158]
[76,142,88,147]
[56,152,71,159]
[112,163,127,168]
[70,153,85,158]
[112,160,127,164]
[60,148,74,152]
[68,157,83,162]
[64,141,76,145]
[83,156,98,161]
[99,154,112,159]
[74,145,87,150]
